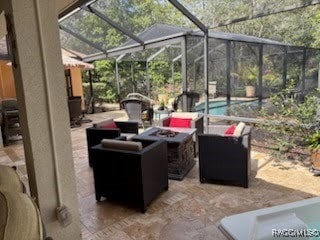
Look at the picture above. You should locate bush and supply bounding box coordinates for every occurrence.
[260,80,319,154]
[82,83,117,104]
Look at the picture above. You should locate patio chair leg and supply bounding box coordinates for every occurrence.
[96,194,101,202]
[200,177,206,183]
[140,204,147,213]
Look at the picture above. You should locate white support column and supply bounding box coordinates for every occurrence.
[4,0,81,239]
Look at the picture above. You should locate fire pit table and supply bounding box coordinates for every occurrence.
[132,127,196,180]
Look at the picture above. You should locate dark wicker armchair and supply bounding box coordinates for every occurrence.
[86,119,139,167]
[68,96,82,127]
[1,99,21,146]
[198,125,252,188]
[172,91,200,112]
[91,139,168,213]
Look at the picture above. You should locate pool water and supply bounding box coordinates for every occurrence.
[195,100,262,115]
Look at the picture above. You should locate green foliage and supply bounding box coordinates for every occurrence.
[60,0,320,106]
[307,131,320,152]
[186,0,319,48]
[237,65,258,86]
[263,71,281,87]
[94,60,115,83]
[311,11,320,48]
[260,80,319,154]
[82,82,117,104]
[149,61,171,87]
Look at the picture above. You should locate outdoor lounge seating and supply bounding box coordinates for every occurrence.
[68,96,83,127]
[86,119,138,167]
[159,112,204,155]
[198,124,252,188]
[173,91,200,112]
[0,164,52,240]
[91,139,168,213]
[120,98,154,128]
[1,98,22,146]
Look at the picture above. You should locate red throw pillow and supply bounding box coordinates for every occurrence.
[169,117,192,128]
[101,122,118,129]
[224,125,236,135]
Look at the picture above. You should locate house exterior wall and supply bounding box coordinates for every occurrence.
[70,66,84,109]
[0,60,16,99]
[70,67,83,97]
[0,61,85,101]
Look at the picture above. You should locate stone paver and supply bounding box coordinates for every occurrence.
[0,110,319,240]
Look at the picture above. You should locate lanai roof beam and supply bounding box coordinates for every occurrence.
[210,0,320,29]
[147,47,166,62]
[81,5,145,46]
[59,24,106,53]
[167,0,207,33]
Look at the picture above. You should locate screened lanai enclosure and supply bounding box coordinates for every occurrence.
[58,0,320,120]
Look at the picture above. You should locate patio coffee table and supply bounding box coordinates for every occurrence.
[132,127,196,180]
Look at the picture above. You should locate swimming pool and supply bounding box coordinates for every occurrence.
[195,99,262,115]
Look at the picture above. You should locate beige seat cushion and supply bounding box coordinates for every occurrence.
[120,133,136,140]
[171,112,198,120]
[234,122,246,137]
[93,118,114,128]
[101,139,142,151]
[0,166,24,193]
[0,191,43,240]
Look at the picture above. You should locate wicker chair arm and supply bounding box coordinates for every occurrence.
[115,121,139,134]
[193,115,204,134]
[140,140,166,154]
[159,116,171,127]
[114,136,127,141]
[86,127,121,148]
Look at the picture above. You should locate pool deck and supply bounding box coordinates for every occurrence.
[0,110,319,240]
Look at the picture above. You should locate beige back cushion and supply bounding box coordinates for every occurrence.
[234,122,246,137]
[101,139,143,151]
[0,166,23,193]
[171,112,198,120]
[0,191,43,240]
[93,118,114,128]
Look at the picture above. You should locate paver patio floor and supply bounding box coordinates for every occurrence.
[0,110,319,240]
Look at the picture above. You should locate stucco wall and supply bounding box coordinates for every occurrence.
[70,67,83,98]
[0,60,16,99]
[0,61,85,102]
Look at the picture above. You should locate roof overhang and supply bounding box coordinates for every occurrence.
[57,0,94,18]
